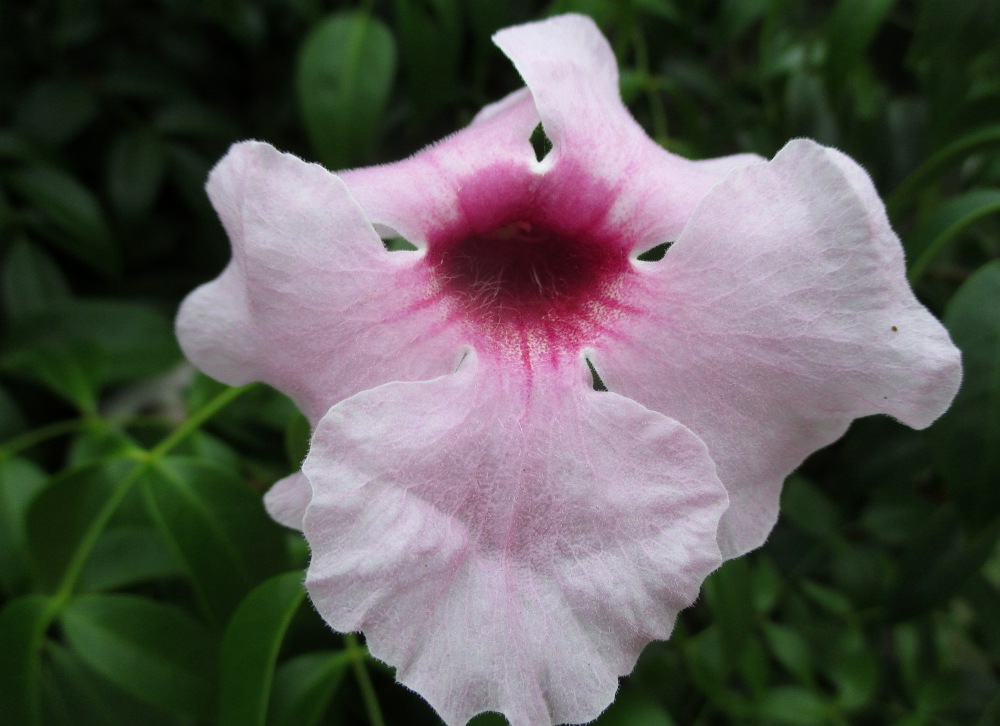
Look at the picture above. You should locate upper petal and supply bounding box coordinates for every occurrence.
[493,14,765,247]
[175,141,468,424]
[303,352,726,726]
[345,15,762,256]
[338,88,539,244]
[591,138,962,558]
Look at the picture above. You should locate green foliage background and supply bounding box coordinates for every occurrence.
[1,0,999,724]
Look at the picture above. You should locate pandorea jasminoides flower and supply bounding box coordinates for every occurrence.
[176,13,961,726]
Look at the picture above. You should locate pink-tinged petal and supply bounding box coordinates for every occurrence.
[469,87,535,127]
[493,15,764,247]
[492,14,620,154]
[338,88,539,244]
[175,141,468,424]
[263,472,311,531]
[592,138,962,559]
[303,353,726,726]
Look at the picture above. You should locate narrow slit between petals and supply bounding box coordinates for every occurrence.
[382,235,419,252]
[529,123,553,163]
[586,358,608,392]
[635,241,674,262]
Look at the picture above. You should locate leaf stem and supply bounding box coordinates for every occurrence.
[887,124,1000,220]
[0,418,87,458]
[346,632,386,726]
[907,190,1000,284]
[46,383,259,611]
[149,383,257,459]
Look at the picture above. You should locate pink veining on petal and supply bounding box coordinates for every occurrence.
[304,352,727,726]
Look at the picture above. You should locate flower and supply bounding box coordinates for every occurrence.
[176,13,962,726]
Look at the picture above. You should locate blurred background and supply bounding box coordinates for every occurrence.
[1,0,998,724]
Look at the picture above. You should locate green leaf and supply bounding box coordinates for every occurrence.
[167,143,215,212]
[824,630,878,710]
[683,626,740,709]
[547,0,618,27]
[467,714,510,726]
[42,642,177,726]
[1,299,182,388]
[780,475,840,538]
[910,0,1000,132]
[26,461,133,593]
[66,424,142,469]
[4,165,119,276]
[907,189,1000,283]
[218,571,308,726]
[296,11,397,168]
[764,622,813,686]
[932,261,1000,530]
[153,102,239,138]
[1,236,72,321]
[60,593,216,719]
[394,0,462,118]
[15,77,98,145]
[174,429,242,471]
[831,542,894,608]
[783,69,839,146]
[78,525,183,592]
[752,556,782,615]
[717,0,768,39]
[464,0,511,42]
[0,595,52,726]
[142,456,286,622]
[101,66,188,101]
[823,0,896,91]
[800,580,853,616]
[0,383,27,441]
[107,127,166,223]
[838,417,931,493]
[702,557,756,666]
[0,133,38,166]
[185,379,296,457]
[757,686,830,725]
[594,688,676,725]
[268,651,352,726]
[887,125,1000,219]
[737,634,771,700]
[0,456,49,595]
[965,577,1000,663]
[892,507,1000,619]
[1,340,104,412]
[861,489,935,546]
[892,623,923,694]
[285,409,311,468]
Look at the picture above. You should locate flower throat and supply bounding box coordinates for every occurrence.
[432,219,627,325]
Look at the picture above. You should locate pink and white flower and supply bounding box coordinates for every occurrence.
[176,13,961,726]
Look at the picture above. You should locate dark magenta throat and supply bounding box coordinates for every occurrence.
[428,219,631,341]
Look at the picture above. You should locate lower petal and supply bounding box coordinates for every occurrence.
[302,352,726,726]
[263,472,311,531]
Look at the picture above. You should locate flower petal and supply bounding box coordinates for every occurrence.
[493,14,764,247]
[338,88,539,244]
[303,352,726,726]
[263,472,310,530]
[592,138,962,558]
[175,141,467,423]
